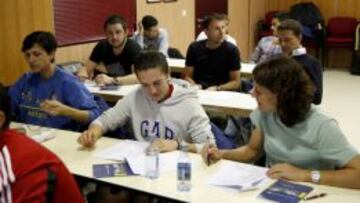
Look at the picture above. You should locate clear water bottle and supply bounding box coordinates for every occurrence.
[177,142,191,192]
[145,140,159,179]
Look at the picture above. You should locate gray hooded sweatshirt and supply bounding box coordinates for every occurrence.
[92,80,215,152]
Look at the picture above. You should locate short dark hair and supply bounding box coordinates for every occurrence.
[277,19,302,37]
[253,56,315,127]
[0,83,11,129]
[201,13,228,29]
[134,51,169,75]
[142,15,158,30]
[22,31,57,54]
[274,12,290,22]
[104,14,128,31]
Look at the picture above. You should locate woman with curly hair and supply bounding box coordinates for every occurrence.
[204,56,360,189]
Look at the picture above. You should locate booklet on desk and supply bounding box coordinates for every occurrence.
[93,160,137,178]
[100,84,119,91]
[258,180,313,203]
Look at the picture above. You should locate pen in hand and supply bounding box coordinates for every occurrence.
[206,136,211,166]
[304,193,327,201]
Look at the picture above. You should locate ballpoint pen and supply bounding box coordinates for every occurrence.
[304,193,327,201]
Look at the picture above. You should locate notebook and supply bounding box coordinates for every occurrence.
[258,180,313,203]
[93,160,136,178]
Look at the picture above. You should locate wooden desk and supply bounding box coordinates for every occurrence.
[87,85,257,117]
[167,58,255,78]
[28,126,360,203]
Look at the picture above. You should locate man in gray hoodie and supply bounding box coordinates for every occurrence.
[78,51,215,153]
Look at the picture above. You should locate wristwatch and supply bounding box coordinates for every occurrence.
[311,170,321,183]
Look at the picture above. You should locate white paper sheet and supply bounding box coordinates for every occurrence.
[30,129,56,143]
[126,151,199,176]
[206,160,269,192]
[126,151,177,175]
[94,140,149,161]
[11,123,56,143]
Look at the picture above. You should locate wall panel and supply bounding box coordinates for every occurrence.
[56,42,97,64]
[0,0,54,86]
[228,0,250,60]
[338,0,360,19]
[137,0,195,56]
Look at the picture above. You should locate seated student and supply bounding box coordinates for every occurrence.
[78,51,215,153]
[277,19,323,104]
[132,15,169,57]
[9,31,104,131]
[224,12,290,144]
[184,13,241,91]
[250,12,289,64]
[204,56,360,189]
[196,14,237,46]
[77,14,142,86]
[0,84,84,202]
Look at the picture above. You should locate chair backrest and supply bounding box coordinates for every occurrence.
[327,17,358,37]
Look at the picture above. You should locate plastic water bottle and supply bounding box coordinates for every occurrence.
[177,142,191,192]
[145,140,159,179]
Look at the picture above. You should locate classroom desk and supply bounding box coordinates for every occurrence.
[87,84,257,117]
[16,125,360,203]
[167,58,255,78]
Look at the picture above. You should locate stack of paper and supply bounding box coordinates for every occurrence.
[206,160,269,192]
[126,151,182,176]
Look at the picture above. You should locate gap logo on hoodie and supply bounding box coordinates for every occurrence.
[140,120,175,139]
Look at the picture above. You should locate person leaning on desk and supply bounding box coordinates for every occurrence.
[203,56,360,189]
[78,50,216,153]
[8,31,104,131]
[77,14,141,86]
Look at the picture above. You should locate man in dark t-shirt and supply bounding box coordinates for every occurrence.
[184,13,241,91]
[77,15,141,86]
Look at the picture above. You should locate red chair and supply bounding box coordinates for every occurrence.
[325,17,358,69]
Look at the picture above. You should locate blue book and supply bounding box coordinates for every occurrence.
[93,160,137,178]
[100,84,119,91]
[259,180,313,203]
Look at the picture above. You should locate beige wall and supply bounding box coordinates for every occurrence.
[56,42,97,64]
[228,0,267,62]
[0,0,53,86]
[136,0,195,56]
